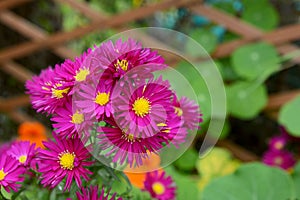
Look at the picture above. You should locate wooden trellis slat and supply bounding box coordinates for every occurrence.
[1,61,33,83]
[0,0,31,10]
[213,24,300,58]
[0,10,78,59]
[0,0,199,63]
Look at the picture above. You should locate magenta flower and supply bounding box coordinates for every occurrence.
[26,67,71,114]
[262,150,296,170]
[97,118,166,167]
[76,185,122,200]
[38,136,93,191]
[144,170,176,200]
[172,95,202,130]
[113,76,173,137]
[51,98,92,138]
[156,113,188,147]
[0,154,25,192]
[93,38,166,86]
[269,135,287,151]
[7,141,37,168]
[55,49,93,93]
[76,79,113,120]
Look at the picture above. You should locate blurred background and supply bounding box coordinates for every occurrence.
[1,0,300,197]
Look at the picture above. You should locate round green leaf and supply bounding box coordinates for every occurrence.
[186,29,218,55]
[174,148,199,171]
[279,96,300,137]
[202,163,295,200]
[291,162,300,198]
[232,42,280,80]
[227,81,268,119]
[242,3,279,31]
[165,166,199,200]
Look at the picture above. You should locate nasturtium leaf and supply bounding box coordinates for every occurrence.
[226,81,268,119]
[174,148,199,171]
[201,163,295,200]
[186,29,218,55]
[242,3,279,31]
[165,166,199,200]
[291,162,300,198]
[231,42,280,80]
[279,96,300,137]
[170,61,212,124]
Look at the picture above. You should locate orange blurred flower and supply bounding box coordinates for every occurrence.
[124,153,162,189]
[18,121,47,148]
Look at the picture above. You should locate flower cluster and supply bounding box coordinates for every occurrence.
[0,141,38,192]
[24,38,201,198]
[26,38,202,169]
[262,131,296,170]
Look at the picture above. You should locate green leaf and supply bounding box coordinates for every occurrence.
[231,42,280,80]
[165,166,199,200]
[161,61,211,124]
[186,29,218,55]
[242,3,279,31]
[291,162,300,198]
[174,148,199,172]
[279,96,300,137]
[226,81,268,119]
[201,163,295,200]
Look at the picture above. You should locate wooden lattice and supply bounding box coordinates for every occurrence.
[1,0,300,161]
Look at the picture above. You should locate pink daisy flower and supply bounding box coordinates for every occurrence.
[76,185,123,200]
[38,136,93,191]
[0,154,25,192]
[93,38,166,86]
[75,79,113,120]
[262,150,296,170]
[7,141,37,168]
[55,49,95,94]
[26,67,72,114]
[172,95,202,130]
[51,98,92,138]
[268,135,287,151]
[113,76,173,138]
[97,118,166,167]
[156,113,188,147]
[144,170,176,200]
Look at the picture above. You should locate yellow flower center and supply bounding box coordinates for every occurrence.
[19,155,27,164]
[71,111,84,124]
[132,97,151,117]
[274,141,283,150]
[95,92,110,106]
[75,68,90,82]
[52,87,69,99]
[152,182,165,195]
[114,59,128,71]
[59,151,76,170]
[122,132,136,143]
[274,157,283,165]
[174,107,183,117]
[0,169,6,181]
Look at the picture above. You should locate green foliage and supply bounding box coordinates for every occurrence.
[186,29,218,55]
[291,162,300,198]
[165,166,199,200]
[231,42,280,81]
[201,163,296,200]
[279,96,300,137]
[226,81,268,119]
[174,148,199,172]
[242,2,279,31]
